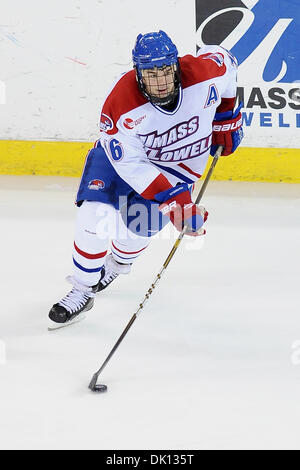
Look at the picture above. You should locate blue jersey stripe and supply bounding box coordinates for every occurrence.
[73,257,103,273]
[111,248,137,261]
[152,163,195,184]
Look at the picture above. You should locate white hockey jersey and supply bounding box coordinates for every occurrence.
[98,45,238,200]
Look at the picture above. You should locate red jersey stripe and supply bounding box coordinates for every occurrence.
[180,53,227,89]
[100,52,228,131]
[74,242,107,260]
[101,70,148,135]
[216,97,236,113]
[178,163,202,179]
[111,241,147,255]
[140,173,172,200]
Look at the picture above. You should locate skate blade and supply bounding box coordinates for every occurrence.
[48,313,86,331]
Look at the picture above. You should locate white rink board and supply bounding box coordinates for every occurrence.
[0,0,195,142]
[1,0,299,148]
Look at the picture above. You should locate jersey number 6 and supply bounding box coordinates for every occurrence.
[108,138,124,161]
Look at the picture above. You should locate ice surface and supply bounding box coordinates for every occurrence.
[0,175,300,450]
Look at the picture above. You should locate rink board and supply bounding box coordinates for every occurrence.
[0,140,299,183]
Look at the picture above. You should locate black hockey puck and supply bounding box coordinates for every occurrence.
[91,384,107,393]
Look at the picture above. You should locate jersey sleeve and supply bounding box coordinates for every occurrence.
[217,46,238,112]
[197,45,238,112]
[98,73,172,200]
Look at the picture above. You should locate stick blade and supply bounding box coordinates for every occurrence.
[88,373,99,391]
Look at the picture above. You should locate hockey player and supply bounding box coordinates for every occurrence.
[48,30,243,328]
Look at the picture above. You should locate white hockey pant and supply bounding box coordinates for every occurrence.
[72,201,150,286]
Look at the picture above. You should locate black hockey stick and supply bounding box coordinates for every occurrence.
[88,146,223,392]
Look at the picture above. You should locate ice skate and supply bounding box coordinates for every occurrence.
[97,253,131,292]
[48,276,97,330]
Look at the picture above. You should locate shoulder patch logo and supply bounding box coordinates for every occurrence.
[100,113,114,132]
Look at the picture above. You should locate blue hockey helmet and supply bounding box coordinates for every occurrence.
[132,30,181,106]
[132,30,178,70]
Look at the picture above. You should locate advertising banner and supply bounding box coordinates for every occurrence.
[196,0,300,148]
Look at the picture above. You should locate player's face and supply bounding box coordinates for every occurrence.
[141,65,176,99]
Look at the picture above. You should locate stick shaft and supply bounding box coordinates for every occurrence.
[93,315,137,378]
[195,155,220,205]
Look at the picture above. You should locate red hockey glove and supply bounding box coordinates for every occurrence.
[155,184,208,237]
[211,102,243,157]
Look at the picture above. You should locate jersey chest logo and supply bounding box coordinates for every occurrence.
[139,116,199,148]
[145,134,212,163]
